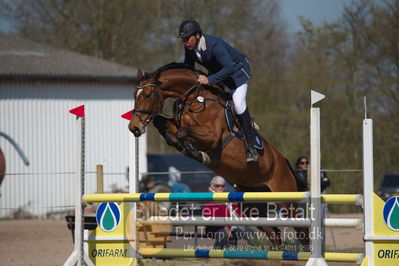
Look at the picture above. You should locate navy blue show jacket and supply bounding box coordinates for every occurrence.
[184,34,251,90]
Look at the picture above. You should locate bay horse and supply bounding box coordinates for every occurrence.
[128,63,308,249]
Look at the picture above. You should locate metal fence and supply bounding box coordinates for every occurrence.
[0,169,129,218]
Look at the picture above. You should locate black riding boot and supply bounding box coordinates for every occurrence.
[237,108,258,163]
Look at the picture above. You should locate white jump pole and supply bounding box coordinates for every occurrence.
[306,90,327,266]
[363,116,374,264]
[64,106,93,266]
[128,133,138,265]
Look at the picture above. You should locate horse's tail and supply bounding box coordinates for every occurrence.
[284,158,306,192]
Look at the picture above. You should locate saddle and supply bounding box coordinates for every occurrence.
[224,100,264,150]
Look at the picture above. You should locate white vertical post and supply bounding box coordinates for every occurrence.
[310,108,321,200]
[129,133,138,265]
[65,106,93,266]
[64,115,84,266]
[129,132,137,193]
[77,116,84,265]
[306,91,327,266]
[363,119,374,265]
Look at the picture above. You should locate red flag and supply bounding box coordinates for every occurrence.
[69,105,85,117]
[121,110,133,121]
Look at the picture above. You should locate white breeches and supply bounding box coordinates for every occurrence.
[231,83,248,115]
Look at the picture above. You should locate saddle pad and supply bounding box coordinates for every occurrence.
[224,106,264,150]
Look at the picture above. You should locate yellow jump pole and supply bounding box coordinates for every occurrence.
[83,192,310,204]
[138,248,363,263]
[322,194,363,205]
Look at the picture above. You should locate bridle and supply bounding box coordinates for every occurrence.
[132,82,162,128]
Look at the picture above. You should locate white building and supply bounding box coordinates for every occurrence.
[0,32,147,217]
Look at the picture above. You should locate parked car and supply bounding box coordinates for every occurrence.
[379,174,399,201]
[145,154,235,216]
[145,153,235,193]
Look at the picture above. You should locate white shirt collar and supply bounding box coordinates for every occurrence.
[196,35,206,51]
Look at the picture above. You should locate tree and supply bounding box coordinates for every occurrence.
[284,0,399,211]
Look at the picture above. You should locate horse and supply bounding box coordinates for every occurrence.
[128,63,308,249]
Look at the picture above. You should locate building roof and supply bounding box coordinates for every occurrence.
[0,32,137,82]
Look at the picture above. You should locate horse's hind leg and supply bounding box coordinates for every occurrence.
[294,227,310,251]
[257,226,282,250]
[237,185,309,251]
[293,202,310,251]
[279,201,310,251]
[239,200,282,250]
[235,186,282,249]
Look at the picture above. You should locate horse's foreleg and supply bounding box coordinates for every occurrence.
[176,126,221,166]
[176,125,221,149]
[175,127,204,163]
[153,116,184,151]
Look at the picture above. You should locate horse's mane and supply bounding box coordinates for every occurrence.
[142,62,227,98]
[141,62,204,81]
[156,62,207,76]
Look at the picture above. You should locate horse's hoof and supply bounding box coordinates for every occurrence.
[199,151,211,165]
[252,121,260,131]
[246,149,259,163]
[246,156,258,163]
[247,159,258,164]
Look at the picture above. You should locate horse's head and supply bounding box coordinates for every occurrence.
[128,70,163,137]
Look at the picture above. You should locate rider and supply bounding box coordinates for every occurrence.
[178,20,258,163]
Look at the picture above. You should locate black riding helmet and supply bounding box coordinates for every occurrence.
[178,20,201,38]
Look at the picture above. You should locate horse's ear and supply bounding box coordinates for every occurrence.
[136,70,143,80]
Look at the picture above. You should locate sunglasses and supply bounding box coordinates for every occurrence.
[300,161,309,165]
[213,184,225,188]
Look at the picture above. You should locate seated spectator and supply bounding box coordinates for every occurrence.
[202,176,241,249]
[168,166,191,193]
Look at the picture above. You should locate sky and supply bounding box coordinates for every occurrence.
[280,0,349,33]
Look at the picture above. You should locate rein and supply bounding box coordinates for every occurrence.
[178,83,225,114]
[136,83,158,89]
[132,83,162,127]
